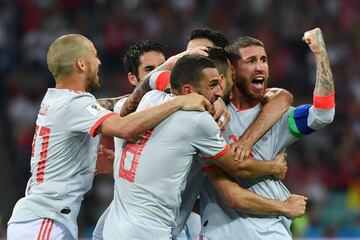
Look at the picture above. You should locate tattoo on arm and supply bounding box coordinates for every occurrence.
[98,95,130,111]
[314,48,334,96]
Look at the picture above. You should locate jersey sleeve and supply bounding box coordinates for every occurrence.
[272,94,335,153]
[149,71,171,91]
[190,113,228,160]
[66,93,115,137]
[288,93,335,139]
[136,90,170,112]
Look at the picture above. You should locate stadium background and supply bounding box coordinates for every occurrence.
[0,0,359,239]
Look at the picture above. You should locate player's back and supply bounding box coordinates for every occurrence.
[9,88,110,239]
[104,90,227,240]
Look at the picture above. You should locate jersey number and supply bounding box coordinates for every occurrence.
[119,130,153,183]
[31,125,50,183]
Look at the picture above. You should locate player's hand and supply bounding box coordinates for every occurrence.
[230,137,252,164]
[302,28,326,55]
[272,152,288,180]
[176,92,214,114]
[166,46,209,69]
[213,98,231,131]
[183,45,209,57]
[283,194,308,218]
[95,145,115,175]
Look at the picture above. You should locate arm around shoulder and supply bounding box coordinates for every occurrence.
[207,166,307,217]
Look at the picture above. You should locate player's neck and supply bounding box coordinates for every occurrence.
[55,76,86,92]
[232,87,259,110]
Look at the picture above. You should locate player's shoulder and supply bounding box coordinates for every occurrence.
[64,90,97,107]
[138,90,170,111]
[47,88,94,101]
[177,109,215,127]
[143,90,169,101]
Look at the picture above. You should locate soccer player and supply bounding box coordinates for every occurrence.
[93,40,214,240]
[199,28,335,240]
[124,40,167,86]
[7,34,210,240]
[173,46,304,240]
[93,39,173,239]
[102,54,298,239]
[98,40,167,111]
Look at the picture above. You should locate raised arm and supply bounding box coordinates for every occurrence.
[303,28,334,97]
[284,28,335,144]
[207,166,307,217]
[230,88,293,162]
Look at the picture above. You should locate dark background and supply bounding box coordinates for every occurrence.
[0,0,359,238]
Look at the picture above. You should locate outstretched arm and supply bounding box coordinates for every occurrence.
[97,92,212,139]
[207,166,307,218]
[230,88,293,162]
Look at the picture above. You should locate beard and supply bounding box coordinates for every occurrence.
[85,66,101,92]
[235,75,266,102]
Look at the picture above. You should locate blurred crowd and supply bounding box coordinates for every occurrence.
[0,0,359,238]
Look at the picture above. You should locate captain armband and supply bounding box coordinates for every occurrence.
[288,104,315,139]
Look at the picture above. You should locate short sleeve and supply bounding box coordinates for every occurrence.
[191,113,228,159]
[66,94,115,137]
[149,71,171,91]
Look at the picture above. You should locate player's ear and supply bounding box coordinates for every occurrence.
[128,72,139,86]
[219,74,225,90]
[181,84,193,95]
[76,58,86,72]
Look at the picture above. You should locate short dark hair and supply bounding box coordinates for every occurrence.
[123,40,166,77]
[170,55,216,92]
[207,46,231,78]
[226,36,264,64]
[188,28,229,49]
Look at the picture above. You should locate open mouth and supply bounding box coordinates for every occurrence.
[251,76,264,90]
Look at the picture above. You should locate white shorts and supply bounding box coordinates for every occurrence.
[7,218,73,240]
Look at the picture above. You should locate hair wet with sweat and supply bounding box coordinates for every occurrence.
[47,34,91,80]
[226,36,264,64]
[170,55,216,93]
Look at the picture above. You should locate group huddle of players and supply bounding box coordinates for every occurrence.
[7,27,335,240]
